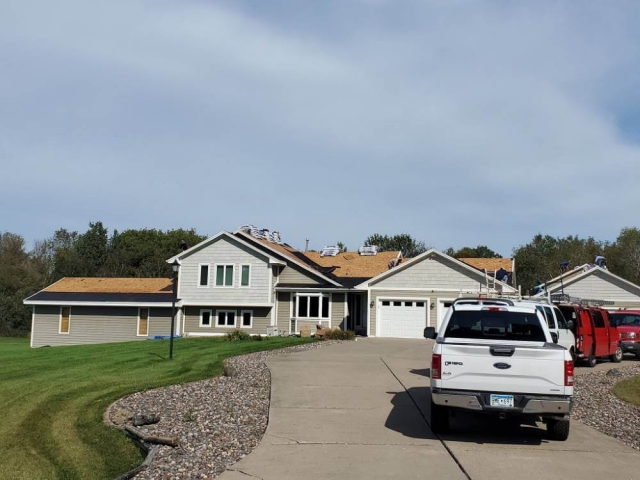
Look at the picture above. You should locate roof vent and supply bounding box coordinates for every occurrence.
[321,246,340,257]
[358,246,379,256]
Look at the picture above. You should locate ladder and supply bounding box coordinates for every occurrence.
[484,269,497,294]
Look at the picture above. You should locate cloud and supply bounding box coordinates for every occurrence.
[1,0,639,255]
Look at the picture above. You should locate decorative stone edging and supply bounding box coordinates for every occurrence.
[106,340,344,479]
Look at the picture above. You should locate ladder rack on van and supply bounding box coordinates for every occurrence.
[549,293,614,307]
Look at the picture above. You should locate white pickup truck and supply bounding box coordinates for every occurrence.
[424,297,574,440]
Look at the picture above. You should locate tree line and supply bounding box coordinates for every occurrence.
[2,224,639,337]
[0,223,205,337]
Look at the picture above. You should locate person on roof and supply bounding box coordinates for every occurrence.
[595,255,607,269]
[560,260,570,273]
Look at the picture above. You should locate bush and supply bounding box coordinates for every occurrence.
[321,329,356,341]
[224,329,251,342]
[252,335,268,341]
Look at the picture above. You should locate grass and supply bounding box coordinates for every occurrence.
[0,336,316,480]
[613,374,640,407]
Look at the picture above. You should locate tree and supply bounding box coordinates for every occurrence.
[513,234,606,294]
[0,232,46,336]
[364,233,427,258]
[446,245,502,258]
[607,227,640,285]
[337,241,348,253]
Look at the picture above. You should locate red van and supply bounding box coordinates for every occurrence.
[609,310,640,359]
[557,304,622,367]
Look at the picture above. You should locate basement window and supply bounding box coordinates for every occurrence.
[240,310,253,328]
[217,310,236,327]
[200,309,212,327]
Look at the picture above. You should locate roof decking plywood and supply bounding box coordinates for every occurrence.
[303,251,403,279]
[43,278,173,294]
[458,258,513,273]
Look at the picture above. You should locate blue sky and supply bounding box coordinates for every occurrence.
[2,0,640,256]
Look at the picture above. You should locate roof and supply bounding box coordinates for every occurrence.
[25,277,175,305]
[43,277,173,294]
[303,251,403,279]
[535,265,640,296]
[167,231,284,266]
[356,248,517,292]
[459,258,513,273]
[233,231,342,287]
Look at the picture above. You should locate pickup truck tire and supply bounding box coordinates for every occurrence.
[586,350,597,368]
[546,418,570,441]
[430,400,450,434]
[610,347,623,363]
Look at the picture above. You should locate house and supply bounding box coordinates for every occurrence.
[533,264,640,309]
[24,228,516,347]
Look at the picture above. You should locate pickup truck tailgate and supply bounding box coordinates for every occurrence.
[439,342,566,395]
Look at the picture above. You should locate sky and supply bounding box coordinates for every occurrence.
[2,0,640,257]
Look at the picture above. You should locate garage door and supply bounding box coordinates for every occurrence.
[378,300,428,338]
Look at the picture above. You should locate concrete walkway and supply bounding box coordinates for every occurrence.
[219,339,640,480]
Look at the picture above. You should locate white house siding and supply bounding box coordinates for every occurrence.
[555,271,640,307]
[183,306,272,336]
[332,293,346,329]
[370,255,492,292]
[278,264,323,285]
[179,236,271,305]
[276,292,291,333]
[31,305,147,347]
[148,308,173,337]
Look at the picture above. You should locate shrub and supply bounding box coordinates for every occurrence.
[252,335,268,341]
[224,329,251,342]
[322,329,356,341]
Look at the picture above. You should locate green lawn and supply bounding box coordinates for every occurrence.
[613,373,640,407]
[0,336,316,480]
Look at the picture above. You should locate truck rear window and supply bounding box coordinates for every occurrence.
[444,310,546,342]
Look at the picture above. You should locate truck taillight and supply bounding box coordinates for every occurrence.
[564,360,574,387]
[431,354,441,380]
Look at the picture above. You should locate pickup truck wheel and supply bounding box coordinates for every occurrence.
[430,400,450,434]
[610,347,623,363]
[547,418,570,441]
[586,350,597,368]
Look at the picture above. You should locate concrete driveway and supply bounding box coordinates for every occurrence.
[219,339,640,480]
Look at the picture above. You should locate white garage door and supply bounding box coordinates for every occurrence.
[378,300,428,338]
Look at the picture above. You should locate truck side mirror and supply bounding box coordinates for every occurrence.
[566,320,574,330]
[550,332,559,344]
[424,327,437,340]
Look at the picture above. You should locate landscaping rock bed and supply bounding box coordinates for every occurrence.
[108,341,342,479]
[573,364,640,451]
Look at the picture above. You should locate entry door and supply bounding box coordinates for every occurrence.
[437,300,455,331]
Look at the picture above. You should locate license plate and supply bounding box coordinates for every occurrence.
[490,394,514,408]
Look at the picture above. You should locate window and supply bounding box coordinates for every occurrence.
[405,302,413,307]
[240,265,251,287]
[610,314,640,327]
[240,310,253,328]
[138,308,149,336]
[553,307,568,329]
[59,307,70,334]
[382,301,390,306]
[200,309,212,327]
[215,265,234,287]
[296,294,330,318]
[393,301,401,307]
[536,306,554,329]
[444,310,546,342]
[592,310,605,328]
[217,310,236,327]
[416,302,425,307]
[199,264,209,287]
